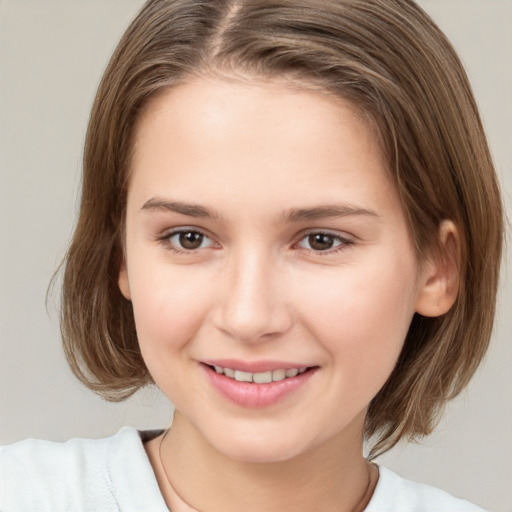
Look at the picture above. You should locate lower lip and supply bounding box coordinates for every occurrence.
[202,365,317,408]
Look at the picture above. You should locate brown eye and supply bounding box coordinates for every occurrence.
[297,232,349,253]
[307,233,335,251]
[178,231,204,250]
[164,230,214,252]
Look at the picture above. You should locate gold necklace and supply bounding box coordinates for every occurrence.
[158,429,374,512]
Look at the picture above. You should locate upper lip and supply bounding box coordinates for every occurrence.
[202,359,313,373]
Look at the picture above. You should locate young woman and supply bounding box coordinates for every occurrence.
[0,1,504,510]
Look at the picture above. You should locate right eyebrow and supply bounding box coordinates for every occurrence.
[282,204,379,223]
[141,197,221,219]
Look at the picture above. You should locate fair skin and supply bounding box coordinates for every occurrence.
[118,75,458,512]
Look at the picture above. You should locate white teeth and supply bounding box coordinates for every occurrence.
[272,369,286,381]
[253,371,272,384]
[212,365,309,383]
[234,370,253,382]
[224,368,235,378]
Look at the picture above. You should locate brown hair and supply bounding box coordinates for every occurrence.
[61,0,503,456]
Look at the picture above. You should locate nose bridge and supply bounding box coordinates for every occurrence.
[215,244,290,343]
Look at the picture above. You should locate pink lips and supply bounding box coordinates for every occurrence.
[201,360,317,408]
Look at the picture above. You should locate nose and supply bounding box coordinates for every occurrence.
[212,249,293,343]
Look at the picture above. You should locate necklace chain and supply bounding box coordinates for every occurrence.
[158,429,374,512]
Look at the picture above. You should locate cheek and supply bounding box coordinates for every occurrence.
[128,264,217,407]
[129,263,213,360]
[293,255,418,375]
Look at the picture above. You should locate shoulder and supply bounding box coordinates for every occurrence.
[0,427,168,512]
[366,465,487,512]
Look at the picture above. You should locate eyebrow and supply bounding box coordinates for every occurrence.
[282,205,379,223]
[141,197,378,223]
[141,197,221,219]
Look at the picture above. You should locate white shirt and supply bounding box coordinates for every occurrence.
[0,426,486,511]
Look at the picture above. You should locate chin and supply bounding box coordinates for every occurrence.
[205,425,317,464]
[222,444,303,464]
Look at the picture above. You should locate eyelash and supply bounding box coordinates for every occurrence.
[157,228,354,255]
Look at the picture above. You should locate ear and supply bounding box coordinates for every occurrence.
[415,220,460,317]
[118,259,131,300]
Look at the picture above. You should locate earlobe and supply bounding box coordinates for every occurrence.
[118,261,131,300]
[415,220,460,318]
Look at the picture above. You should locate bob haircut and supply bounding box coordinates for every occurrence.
[61,0,503,457]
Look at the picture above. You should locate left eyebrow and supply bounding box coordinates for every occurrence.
[282,204,380,223]
[141,197,221,219]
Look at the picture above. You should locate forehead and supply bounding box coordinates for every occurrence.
[128,75,399,219]
[132,74,381,161]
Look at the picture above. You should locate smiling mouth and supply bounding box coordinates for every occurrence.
[202,362,318,407]
[205,364,313,384]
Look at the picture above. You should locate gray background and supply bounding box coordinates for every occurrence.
[0,1,511,511]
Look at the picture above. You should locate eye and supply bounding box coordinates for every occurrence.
[297,232,350,252]
[162,229,216,252]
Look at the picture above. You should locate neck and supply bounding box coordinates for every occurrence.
[149,411,376,512]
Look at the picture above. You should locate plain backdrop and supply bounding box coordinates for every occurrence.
[0,1,511,511]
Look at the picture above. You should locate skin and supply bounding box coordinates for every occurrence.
[119,75,458,512]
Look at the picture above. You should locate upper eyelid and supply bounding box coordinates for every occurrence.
[158,225,214,239]
[158,227,352,237]
[157,227,217,247]
[296,228,354,242]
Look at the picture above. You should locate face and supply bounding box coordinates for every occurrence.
[119,76,431,463]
